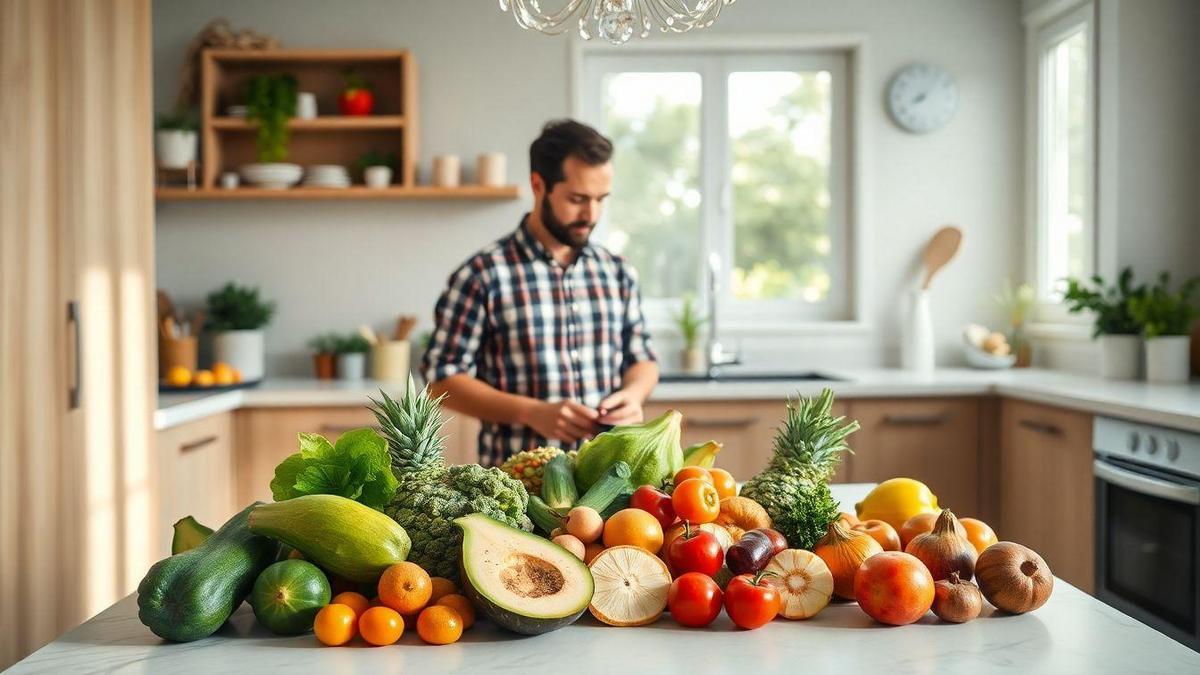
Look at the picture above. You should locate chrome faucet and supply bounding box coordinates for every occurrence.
[706,252,741,378]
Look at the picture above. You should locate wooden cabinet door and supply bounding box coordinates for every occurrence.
[156,412,235,557]
[999,399,1094,592]
[845,398,980,516]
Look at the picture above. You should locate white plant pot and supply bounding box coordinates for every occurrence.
[336,353,367,380]
[1144,336,1191,384]
[212,330,265,381]
[155,130,197,169]
[364,165,392,189]
[1099,334,1141,379]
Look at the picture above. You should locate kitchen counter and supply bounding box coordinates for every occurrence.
[156,369,1200,432]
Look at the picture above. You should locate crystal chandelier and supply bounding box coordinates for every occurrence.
[498,0,737,46]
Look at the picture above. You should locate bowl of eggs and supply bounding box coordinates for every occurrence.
[963,324,1017,369]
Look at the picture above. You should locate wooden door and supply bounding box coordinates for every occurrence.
[999,399,1094,592]
[156,413,236,557]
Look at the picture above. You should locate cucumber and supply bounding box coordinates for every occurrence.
[574,461,633,513]
[250,559,331,635]
[248,494,410,583]
[541,454,578,509]
[170,515,213,555]
[598,486,635,519]
[527,495,565,534]
[138,503,278,642]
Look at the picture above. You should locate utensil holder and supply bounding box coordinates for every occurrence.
[372,340,410,382]
[159,335,198,378]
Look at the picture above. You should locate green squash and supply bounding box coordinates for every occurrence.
[250,560,331,635]
[170,516,213,555]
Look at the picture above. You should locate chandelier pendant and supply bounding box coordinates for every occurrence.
[497,0,737,46]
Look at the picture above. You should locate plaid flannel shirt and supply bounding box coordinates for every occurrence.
[422,216,657,466]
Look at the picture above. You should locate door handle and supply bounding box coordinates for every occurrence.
[882,413,948,426]
[684,417,759,429]
[67,300,81,410]
[179,435,218,453]
[1094,459,1200,505]
[1019,419,1061,436]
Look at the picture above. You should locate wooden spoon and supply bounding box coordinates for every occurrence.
[921,226,963,290]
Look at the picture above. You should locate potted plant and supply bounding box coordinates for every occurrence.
[1064,268,1145,379]
[994,280,1035,367]
[205,282,276,382]
[1129,273,1198,384]
[155,111,198,169]
[241,74,301,189]
[307,332,340,380]
[673,294,708,374]
[357,149,398,189]
[335,333,370,381]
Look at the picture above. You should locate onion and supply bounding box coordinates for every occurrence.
[905,509,978,581]
[975,542,1054,614]
[932,571,983,623]
[813,520,883,599]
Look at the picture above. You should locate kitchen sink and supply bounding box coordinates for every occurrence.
[658,371,845,384]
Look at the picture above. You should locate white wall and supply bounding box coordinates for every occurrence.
[153,0,1025,376]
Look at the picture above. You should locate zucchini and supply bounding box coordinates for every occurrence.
[599,486,635,519]
[248,494,410,582]
[527,495,565,534]
[541,454,578,509]
[138,503,277,642]
[170,515,213,554]
[574,460,633,513]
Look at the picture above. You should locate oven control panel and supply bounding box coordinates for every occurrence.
[1095,416,1200,480]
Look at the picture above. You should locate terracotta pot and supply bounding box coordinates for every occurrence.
[313,353,336,379]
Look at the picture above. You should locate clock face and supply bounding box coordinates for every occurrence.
[887,64,959,134]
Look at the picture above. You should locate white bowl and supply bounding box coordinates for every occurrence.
[240,163,302,189]
[963,343,1016,369]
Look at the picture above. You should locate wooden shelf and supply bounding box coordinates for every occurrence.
[212,116,405,131]
[155,185,520,201]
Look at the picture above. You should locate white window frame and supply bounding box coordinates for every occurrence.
[570,35,869,336]
[1026,1,1096,328]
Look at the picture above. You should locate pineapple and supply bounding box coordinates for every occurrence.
[738,389,859,550]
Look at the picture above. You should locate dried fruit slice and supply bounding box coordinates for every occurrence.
[587,545,672,626]
[764,549,833,620]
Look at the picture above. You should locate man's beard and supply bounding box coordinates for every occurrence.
[541,195,594,249]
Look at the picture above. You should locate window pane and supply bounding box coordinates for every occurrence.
[601,72,703,300]
[1042,28,1090,299]
[729,70,833,302]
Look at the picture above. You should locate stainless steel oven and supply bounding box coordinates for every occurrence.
[1094,416,1200,652]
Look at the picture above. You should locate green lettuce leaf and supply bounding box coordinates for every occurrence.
[268,427,399,510]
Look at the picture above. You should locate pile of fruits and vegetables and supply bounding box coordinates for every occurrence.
[136,379,1055,649]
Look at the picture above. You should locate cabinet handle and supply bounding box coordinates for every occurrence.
[67,300,81,410]
[319,424,383,435]
[1018,419,1061,436]
[179,435,218,452]
[684,417,759,429]
[882,413,948,426]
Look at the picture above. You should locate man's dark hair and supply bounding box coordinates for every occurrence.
[529,119,613,191]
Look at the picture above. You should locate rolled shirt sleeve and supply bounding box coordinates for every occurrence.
[620,265,657,372]
[421,263,488,384]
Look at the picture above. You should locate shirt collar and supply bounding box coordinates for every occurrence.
[515,213,596,265]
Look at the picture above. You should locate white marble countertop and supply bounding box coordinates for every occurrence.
[156,368,1200,433]
[12,483,1200,673]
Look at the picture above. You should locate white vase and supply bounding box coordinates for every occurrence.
[212,330,265,381]
[1099,334,1140,379]
[155,130,197,169]
[1144,336,1191,384]
[364,165,392,189]
[901,289,935,373]
[336,353,366,380]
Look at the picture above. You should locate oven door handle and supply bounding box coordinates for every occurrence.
[1094,459,1200,505]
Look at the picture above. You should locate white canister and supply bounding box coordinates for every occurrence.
[155,130,197,169]
[295,92,318,119]
[212,329,265,381]
[1144,335,1191,384]
[1099,334,1140,379]
[364,165,393,189]
[476,153,507,187]
[432,155,461,188]
[336,353,367,381]
[901,289,935,373]
[372,340,410,382]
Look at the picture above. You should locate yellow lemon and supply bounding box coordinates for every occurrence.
[165,365,192,387]
[854,477,940,531]
[193,370,215,387]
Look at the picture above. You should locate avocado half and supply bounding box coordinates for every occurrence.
[455,513,594,635]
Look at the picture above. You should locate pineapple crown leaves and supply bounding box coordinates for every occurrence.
[368,374,450,475]
[768,388,859,478]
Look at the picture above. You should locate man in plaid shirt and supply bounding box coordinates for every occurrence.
[422,120,660,466]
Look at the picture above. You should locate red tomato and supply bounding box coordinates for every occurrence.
[854,551,935,626]
[668,573,723,628]
[674,466,712,485]
[671,478,721,524]
[667,522,724,577]
[724,572,781,630]
[338,88,375,115]
[630,485,677,530]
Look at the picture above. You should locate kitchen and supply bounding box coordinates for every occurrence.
[3,0,1200,670]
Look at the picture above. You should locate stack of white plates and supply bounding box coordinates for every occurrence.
[303,164,350,188]
[240,163,303,189]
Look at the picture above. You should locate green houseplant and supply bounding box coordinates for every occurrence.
[155,111,198,169]
[672,294,708,374]
[206,283,276,382]
[1129,273,1198,383]
[335,333,371,381]
[242,74,300,189]
[307,332,340,380]
[1063,267,1146,379]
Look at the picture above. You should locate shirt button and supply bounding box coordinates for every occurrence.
[571,350,580,362]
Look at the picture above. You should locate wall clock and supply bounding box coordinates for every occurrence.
[887,63,959,134]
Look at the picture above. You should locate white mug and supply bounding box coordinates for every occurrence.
[220,171,240,189]
[476,153,506,187]
[432,155,461,188]
[296,92,317,119]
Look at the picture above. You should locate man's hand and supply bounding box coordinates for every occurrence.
[522,400,600,443]
[597,389,645,426]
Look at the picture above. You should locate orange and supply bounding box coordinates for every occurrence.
[211,362,234,386]
[231,367,243,383]
[313,603,357,646]
[193,369,215,387]
[674,466,712,485]
[358,606,404,646]
[416,605,463,645]
[428,576,458,604]
[330,591,370,618]
[435,593,475,629]
[602,508,664,554]
[165,365,192,387]
[709,468,737,500]
[377,561,433,615]
[959,517,999,554]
